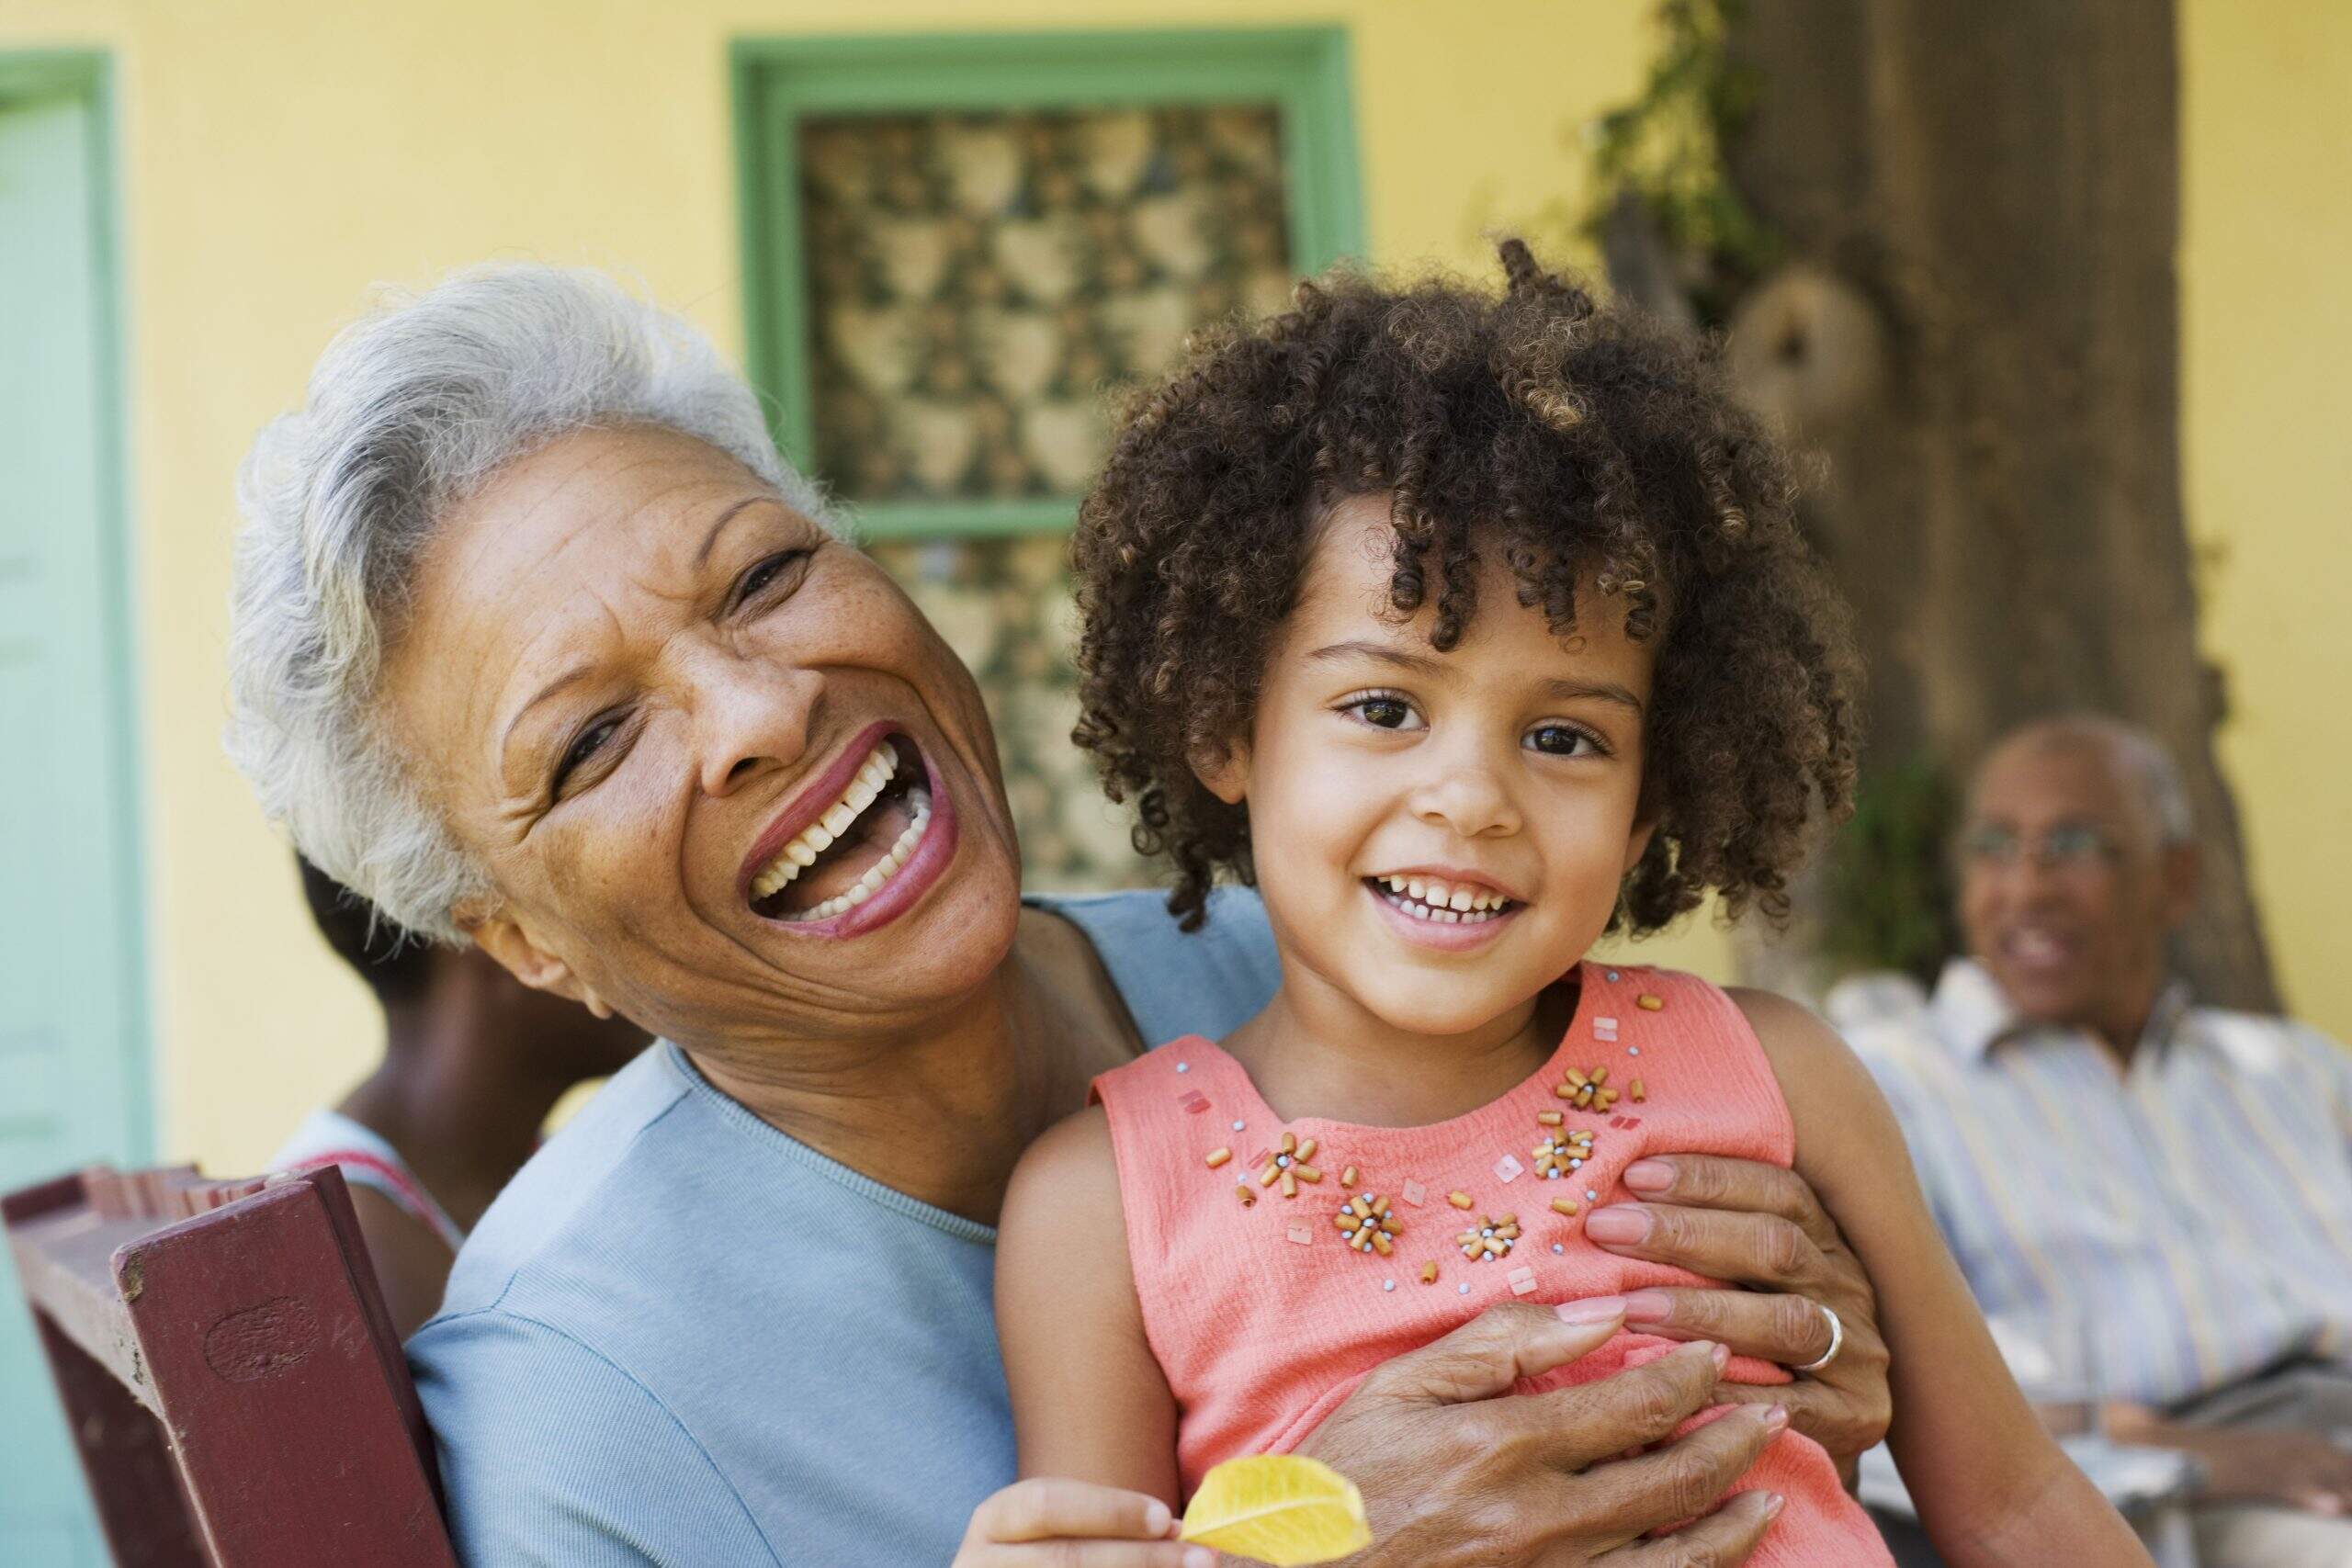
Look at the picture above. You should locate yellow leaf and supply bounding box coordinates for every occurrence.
[1179,1455,1373,1566]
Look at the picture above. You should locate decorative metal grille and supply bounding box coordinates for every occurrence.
[803,105,1295,504]
[869,534,1150,892]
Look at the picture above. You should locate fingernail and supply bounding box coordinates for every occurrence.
[1677,1339,1720,1363]
[1145,1499,1171,1536]
[1623,1158,1676,1192]
[1585,1206,1652,1245]
[1765,1493,1787,1520]
[1710,1341,1731,1371]
[1185,1549,1216,1568]
[1763,1404,1789,1434]
[1620,1290,1674,1322]
[1556,1295,1627,1324]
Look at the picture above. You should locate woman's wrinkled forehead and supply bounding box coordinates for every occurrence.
[431,425,779,600]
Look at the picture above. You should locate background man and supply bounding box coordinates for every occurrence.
[1842,716,2352,1568]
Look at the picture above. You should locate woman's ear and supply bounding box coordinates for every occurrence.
[1190,739,1251,807]
[466,911,616,1019]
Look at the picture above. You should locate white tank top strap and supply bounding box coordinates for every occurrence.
[270,1107,468,1253]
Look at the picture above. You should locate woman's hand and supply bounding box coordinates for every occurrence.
[1583,1155,1893,1465]
[955,1479,1212,1568]
[1296,1301,1789,1566]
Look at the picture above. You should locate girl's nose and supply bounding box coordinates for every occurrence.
[693,650,820,798]
[1410,757,1521,840]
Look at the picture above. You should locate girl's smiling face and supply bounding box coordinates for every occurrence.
[1199,494,1658,1041]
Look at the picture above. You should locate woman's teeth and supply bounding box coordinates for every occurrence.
[748,741,934,920]
[785,788,931,921]
[1374,874,1513,924]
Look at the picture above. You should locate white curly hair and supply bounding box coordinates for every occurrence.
[226,264,831,942]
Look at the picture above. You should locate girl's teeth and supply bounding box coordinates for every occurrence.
[1372,874,1514,925]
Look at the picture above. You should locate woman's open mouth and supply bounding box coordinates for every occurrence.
[746,734,935,923]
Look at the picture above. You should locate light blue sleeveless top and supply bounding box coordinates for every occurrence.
[408,888,1276,1568]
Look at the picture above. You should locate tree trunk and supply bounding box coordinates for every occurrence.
[1712,0,2278,1010]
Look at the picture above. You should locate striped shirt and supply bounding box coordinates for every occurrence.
[1836,960,2352,1408]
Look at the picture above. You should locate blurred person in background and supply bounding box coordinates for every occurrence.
[272,854,650,1336]
[1838,716,2352,1568]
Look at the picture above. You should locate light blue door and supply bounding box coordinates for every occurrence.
[0,56,150,1568]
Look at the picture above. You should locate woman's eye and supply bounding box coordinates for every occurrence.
[553,716,622,794]
[1342,694,1421,730]
[733,549,810,608]
[1526,723,1600,757]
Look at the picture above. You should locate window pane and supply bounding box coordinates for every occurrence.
[868,534,1150,893]
[803,105,1295,503]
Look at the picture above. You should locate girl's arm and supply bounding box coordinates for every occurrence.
[996,1104,1185,1503]
[1732,988,2152,1568]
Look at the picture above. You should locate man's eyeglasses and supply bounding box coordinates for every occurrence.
[1955,820,2123,872]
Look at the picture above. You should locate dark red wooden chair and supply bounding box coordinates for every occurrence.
[4,1164,458,1566]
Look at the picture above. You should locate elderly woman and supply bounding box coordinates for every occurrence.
[226,266,1892,1567]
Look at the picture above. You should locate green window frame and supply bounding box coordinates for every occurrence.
[731,27,1365,540]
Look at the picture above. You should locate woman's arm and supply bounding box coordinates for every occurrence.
[996,1106,1184,1500]
[1732,988,2150,1567]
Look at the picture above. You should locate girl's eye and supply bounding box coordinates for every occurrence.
[1526,723,1602,757]
[1340,693,1422,731]
[552,715,623,795]
[732,548,811,609]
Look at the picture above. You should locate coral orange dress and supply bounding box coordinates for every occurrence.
[1090,962,1893,1565]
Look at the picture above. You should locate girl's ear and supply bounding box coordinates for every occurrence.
[1622,812,1661,876]
[465,909,616,1020]
[1189,738,1251,807]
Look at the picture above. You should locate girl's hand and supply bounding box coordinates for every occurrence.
[1584,1154,1894,1466]
[1296,1301,1787,1566]
[954,1478,1214,1568]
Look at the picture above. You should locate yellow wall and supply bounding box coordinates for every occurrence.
[2179,0,2352,1050]
[0,0,2335,1171]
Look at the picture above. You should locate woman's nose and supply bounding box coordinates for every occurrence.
[1410,757,1521,840]
[695,658,819,798]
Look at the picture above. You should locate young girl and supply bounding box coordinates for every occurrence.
[977,245,2146,1566]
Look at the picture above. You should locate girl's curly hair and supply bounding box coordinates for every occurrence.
[1070,240,1860,933]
